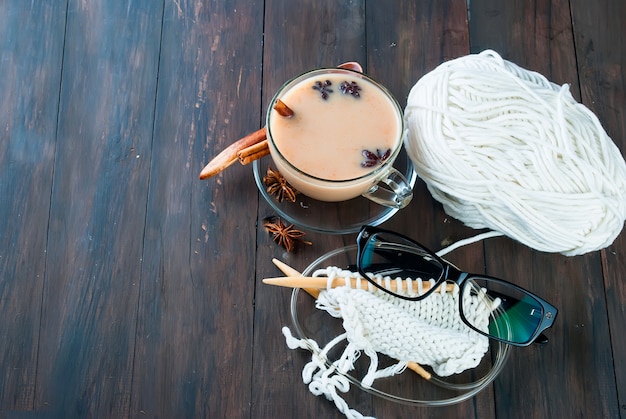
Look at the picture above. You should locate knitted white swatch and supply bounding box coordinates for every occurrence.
[404,50,626,256]
[314,266,492,377]
[283,266,498,419]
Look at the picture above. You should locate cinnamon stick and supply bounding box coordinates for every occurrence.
[273,99,295,117]
[237,139,270,165]
[239,149,270,166]
[199,127,267,179]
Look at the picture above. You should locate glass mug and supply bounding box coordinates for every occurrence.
[265,64,413,209]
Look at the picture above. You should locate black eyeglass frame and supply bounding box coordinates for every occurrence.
[356,225,558,346]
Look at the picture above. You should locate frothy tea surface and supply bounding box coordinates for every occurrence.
[268,73,401,181]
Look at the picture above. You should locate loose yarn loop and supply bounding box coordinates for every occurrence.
[283,328,375,419]
[404,50,626,256]
[283,266,497,419]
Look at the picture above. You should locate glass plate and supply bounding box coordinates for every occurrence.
[253,147,418,234]
[289,245,511,406]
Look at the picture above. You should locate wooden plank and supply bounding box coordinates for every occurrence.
[130,1,263,417]
[469,0,581,89]
[485,240,616,418]
[35,1,162,416]
[602,236,626,415]
[254,1,369,417]
[0,0,67,411]
[365,0,478,267]
[365,2,503,418]
[254,1,497,418]
[570,0,626,413]
[469,1,620,418]
[366,0,471,102]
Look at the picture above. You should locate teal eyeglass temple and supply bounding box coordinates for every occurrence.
[356,225,558,347]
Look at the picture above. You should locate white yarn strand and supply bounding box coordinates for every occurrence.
[404,50,626,256]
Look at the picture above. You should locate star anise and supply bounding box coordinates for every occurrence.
[264,217,312,253]
[361,148,391,168]
[263,167,298,202]
[340,81,362,98]
[312,80,333,100]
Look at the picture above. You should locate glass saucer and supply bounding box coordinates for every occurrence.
[252,148,418,234]
[289,245,511,406]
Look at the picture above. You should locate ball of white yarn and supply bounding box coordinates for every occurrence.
[404,50,626,256]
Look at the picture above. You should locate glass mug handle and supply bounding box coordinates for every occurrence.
[362,168,413,209]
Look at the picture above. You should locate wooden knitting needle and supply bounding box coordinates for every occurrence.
[271,259,433,380]
[271,258,321,298]
[263,275,456,295]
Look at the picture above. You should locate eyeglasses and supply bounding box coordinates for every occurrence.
[356,226,558,347]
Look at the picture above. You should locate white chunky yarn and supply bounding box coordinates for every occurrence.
[404,50,626,256]
[284,266,497,419]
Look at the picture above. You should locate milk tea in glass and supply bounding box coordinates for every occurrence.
[266,68,413,208]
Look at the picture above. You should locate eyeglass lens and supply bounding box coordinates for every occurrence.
[359,229,548,345]
[461,277,544,345]
[359,232,445,298]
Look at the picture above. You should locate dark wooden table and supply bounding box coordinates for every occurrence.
[1,1,625,418]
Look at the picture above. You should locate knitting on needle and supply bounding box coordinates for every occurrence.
[270,258,433,381]
[263,275,456,294]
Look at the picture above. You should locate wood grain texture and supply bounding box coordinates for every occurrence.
[0,0,624,418]
[570,0,626,414]
[365,2,499,418]
[35,1,162,416]
[469,1,622,418]
[130,0,263,417]
[0,0,67,410]
[253,1,367,417]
